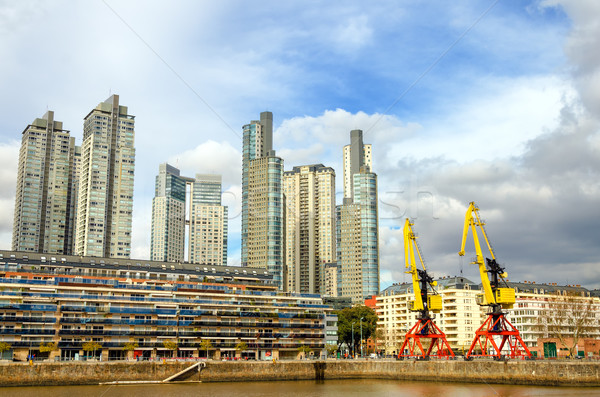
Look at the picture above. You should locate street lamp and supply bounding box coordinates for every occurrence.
[360,317,364,358]
[351,322,354,358]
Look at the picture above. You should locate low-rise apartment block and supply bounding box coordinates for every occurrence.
[376,277,600,357]
[0,250,330,361]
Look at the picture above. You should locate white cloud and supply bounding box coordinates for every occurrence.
[168,140,241,188]
[0,141,19,248]
[332,15,373,53]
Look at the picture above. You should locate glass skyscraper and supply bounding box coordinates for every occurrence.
[242,112,285,289]
[337,129,380,303]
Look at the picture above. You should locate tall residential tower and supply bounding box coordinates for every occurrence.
[150,164,228,265]
[150,163,189,262]
[283,164,336,294]
[12,111,78,254]
[242,112,285,289]
[188,174,228,266]
[337,130,379,303]
[75,95,135,258]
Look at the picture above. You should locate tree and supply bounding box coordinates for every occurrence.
[335,305,378,357]
[297,345,312,359]
[0,342,12,355]
[235,341,248,354]
[163,340,178,357]
[122,341,139,351]
[326,344,337,358]
[82,341,102,358]
[199,339,213,359]
[373,328,385,355]
[39,342,58,353]
[536,293,596,358]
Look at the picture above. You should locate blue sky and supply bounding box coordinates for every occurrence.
[1,0,599,289]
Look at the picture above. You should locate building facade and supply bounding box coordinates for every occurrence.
[283,164,336,294]
[336,130,379,303]
[74,95,135,258]
[151,164,228,265]
[0,250,330,361]
[188,174,228,266]
[151,163,190,262]
[376,277,600,356]
[242,112,285,289]
[343,129,371,204]
[323,262,340,297]
[12,111,78,255]
[376,277,482,355]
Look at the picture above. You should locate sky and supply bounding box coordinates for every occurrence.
[1,0,599,290]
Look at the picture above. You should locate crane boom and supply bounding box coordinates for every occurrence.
[404,218,441,314]
[458,202,513,309]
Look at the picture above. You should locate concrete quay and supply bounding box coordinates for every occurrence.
[1,359,599,387]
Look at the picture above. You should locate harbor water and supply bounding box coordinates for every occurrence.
[1,379,598,397]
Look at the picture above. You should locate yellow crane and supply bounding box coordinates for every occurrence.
[459,202,531,360]
[459,202,515,309]
[398,218,454,359]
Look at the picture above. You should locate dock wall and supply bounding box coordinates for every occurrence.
[1,360,599,387]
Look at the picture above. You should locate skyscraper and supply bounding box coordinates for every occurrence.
[337,130,379,303]
[242,112,285,289]
[12,111,77,254]
[151,164,228,265]
[343,129,372,203]
[151,163,189,262]
[74,95,135,258]
[189,174,228,266]
[283,164,336,294]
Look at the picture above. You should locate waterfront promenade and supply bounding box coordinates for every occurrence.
[1,359,599,387]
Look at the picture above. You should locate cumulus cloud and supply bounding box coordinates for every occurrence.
[168,140,241,188]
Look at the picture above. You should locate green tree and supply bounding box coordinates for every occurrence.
[163,340,178,357]
[199,339,213,358]
[122,341,139,351]
[326,344,337,357]
[235,341,248,353]
[0,342,12,354]
[297,345,312,358]
[335,305,378,357]
[39,342,58,353]
[82,341,102,358]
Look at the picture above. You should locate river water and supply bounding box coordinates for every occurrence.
[1,380,597,397]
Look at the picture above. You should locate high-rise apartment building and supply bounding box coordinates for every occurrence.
[242,112,285,289]
[283,164,336,294]
[151,164,228,265]
[189,174,228,266]
[12,111,78,254]
[75,95,135,258]
[337,130,379,303]
[150,163,189,262]
[343,129,372,203]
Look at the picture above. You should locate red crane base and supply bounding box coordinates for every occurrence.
[398,318,455,359]
[466,313,532,359]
